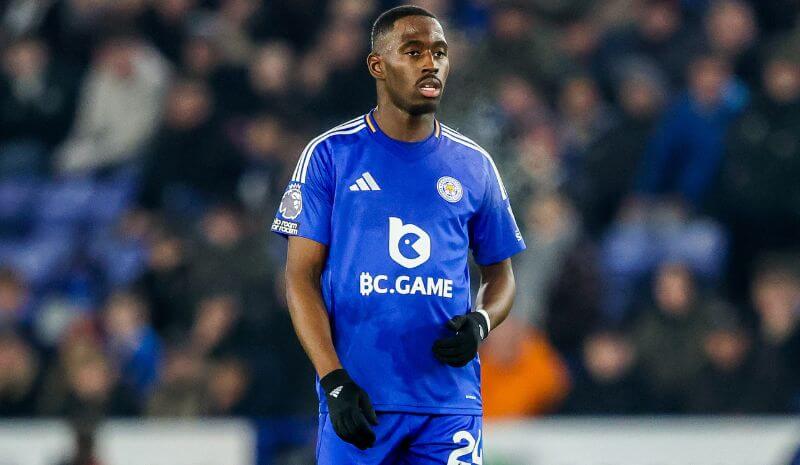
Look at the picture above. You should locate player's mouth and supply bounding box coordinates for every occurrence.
[417,77,442,98]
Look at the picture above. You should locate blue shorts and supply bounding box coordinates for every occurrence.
[316,412,483,465]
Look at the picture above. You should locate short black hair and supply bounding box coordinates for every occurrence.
[371,5,438,51]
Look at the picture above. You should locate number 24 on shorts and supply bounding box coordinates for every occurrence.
[448,429,483,465]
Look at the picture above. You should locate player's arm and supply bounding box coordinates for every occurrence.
[285,235,378,450]
[285,235,341,378]
[434,151,524,368]
[432,258,516,367]
[474,257,516,330]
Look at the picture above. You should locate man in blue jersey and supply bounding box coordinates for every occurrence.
[272,5,525,464]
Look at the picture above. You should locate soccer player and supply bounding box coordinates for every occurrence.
[272,5,525,464]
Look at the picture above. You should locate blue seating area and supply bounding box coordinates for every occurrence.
[0,175,140,292]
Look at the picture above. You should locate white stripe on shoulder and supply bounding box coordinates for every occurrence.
[298,123,366,183]
[441,126,508,200]
[291,116,364,182]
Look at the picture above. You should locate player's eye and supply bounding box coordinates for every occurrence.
[434,50,447,58]
[406,50,421,56]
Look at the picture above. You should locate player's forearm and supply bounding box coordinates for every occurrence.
[474,258,516,330]
[285,237,342,378]
[285,278,343,378]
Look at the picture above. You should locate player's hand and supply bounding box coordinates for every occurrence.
[320,368,379,450]
[432,312,489,367]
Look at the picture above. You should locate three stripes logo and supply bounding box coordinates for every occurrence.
[349,172,381,191]
[329,386,343,398]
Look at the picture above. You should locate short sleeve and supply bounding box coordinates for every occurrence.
[469,159,526,265]
[271,144,334,245]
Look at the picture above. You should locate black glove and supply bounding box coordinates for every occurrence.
[320,368,378,450]
[432,312,490,367]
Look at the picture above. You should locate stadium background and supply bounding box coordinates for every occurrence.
[1,0,800,463]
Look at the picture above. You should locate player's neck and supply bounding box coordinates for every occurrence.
[372,104,435,142]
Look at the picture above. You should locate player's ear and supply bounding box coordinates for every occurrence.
[367,52,384,80]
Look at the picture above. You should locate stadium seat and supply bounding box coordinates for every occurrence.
[88,180,137,227]
[0,178,38,236]
[33,178,96,228]
[2,234,76,289]
[662,219,728,280]
[88,232,147,287]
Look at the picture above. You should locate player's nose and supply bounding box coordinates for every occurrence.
[420,50,438,74]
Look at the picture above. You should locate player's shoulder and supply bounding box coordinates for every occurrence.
[439,123,509,199]
[438,123,494,163]
[309,114,371,149]
[291,114,369,183]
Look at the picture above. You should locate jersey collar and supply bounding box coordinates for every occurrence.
[365,109,441,160]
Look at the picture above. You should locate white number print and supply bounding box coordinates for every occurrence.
[447,429,483,465]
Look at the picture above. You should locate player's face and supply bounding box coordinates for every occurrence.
[378,16,449,115]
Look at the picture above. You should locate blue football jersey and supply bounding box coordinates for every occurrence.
[272,110,526,415]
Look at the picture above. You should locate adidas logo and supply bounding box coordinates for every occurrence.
[349,172,381,191]
[330,386,343,398]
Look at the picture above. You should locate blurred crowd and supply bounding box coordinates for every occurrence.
[0,0,799,426]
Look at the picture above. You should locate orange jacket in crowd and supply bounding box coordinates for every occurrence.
[480,320,571,419]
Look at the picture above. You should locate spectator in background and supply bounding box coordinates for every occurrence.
[302,20,373,124]
[256,0,329,51]
[480,316,570,419]
[101,291,161,399]
[188,204,275,328]
[138,79,242,214]
[213,0,262,66]
[579,59,667,234]
[146,345,205,417]
[35,0,112,70]
[0,268,35,343]
[0,36,78,177]
[557,14,601,72]
[748,0,798,37]
[494,74,551,145]
[55,31,169,175]
[236,115,293,213]
[686,321,754,413]
[513,123,564,195]
[512,194,583,328]
[221,41,299,122]
[636,53,746,207]
[703,0,760,87]
[0,332,40,416]
[205,356,250,416]
[137,0,195,64]
[442,2,567,133]
[563,330,647,414]
[38,321,138,420]
[189,293,243,358]
[135,228,193,337]
[595,0,696,92]
[632,261,737,412]
[469,4,568,96]
[180,31,221,81]
[513,192,601,358]
[746,257,800,412]
[1,0,53,39]
[713,46,800,294]
[600,199,729,321]
[556,74,615,186]
[327,0,379,26]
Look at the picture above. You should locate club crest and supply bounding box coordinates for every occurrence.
[437,176,463,203]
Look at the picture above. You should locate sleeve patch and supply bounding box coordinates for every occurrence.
[271,217,299,235]
[278,183,303,220]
